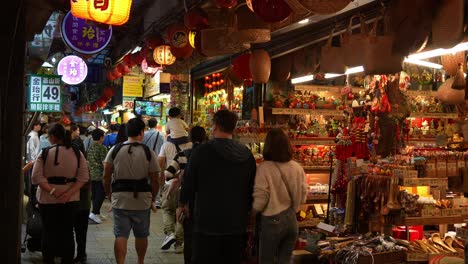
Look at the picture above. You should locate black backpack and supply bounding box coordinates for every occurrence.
[111,142,152,162]
[41,144,81,168]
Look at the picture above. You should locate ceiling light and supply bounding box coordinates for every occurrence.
[345,66,364,74]
[407,42,468,60]
[404,58,443,69]
[291,74,314,84]
[298,19,309,24]
[42,62,54,68]
[51,57,56,63]
[324,73,343,79]
[131,46,142,54]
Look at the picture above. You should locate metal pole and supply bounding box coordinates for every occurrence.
[325,152,334,224]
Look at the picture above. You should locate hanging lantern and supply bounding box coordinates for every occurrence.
[153,45,176,65]
[165,24,189,48]
[117,63,130,75]
[212,0,238,8]
[251,0,292,23]
[112,67,122,79]
[103,87,115,98]
[184,7,209,30]
[232,53,252,81]
[250,49,271,83]
[96,98,107,109]
[107,71,116,81]
[189,31,197,48]
[171,44,194,59]
[141,59,159,75]
[70,0,132,26]
[132,51,145,65]
[90,103,98,112]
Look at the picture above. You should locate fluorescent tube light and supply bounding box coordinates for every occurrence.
[298,19,309,24]
[131,46,142,54]
[291,74,314,84]
[345,66,364,74]
[404,58,443,69]
[324,73,343,79]
[407,42,468,60]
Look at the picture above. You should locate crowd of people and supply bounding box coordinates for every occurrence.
[24,108,308,264]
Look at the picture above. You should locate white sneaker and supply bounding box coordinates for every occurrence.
[89,213,102,224]
[161,234,176,250]
[174,243,183,254]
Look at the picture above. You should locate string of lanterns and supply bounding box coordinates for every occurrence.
[204,72,225,89]
[75,86,115,115]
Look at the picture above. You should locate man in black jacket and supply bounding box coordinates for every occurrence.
[177,110,256,264]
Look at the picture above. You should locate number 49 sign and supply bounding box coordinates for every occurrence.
[28,74,62,112]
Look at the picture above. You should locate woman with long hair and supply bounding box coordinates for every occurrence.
[31,124,89,264]
[252,128,308,264]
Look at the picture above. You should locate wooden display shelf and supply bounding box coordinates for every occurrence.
[294,85,341,93]
[409,112,458,119]
[406,90,437,97]
[394,215,463,226]
[399,177,448,187]
[272,108,343,116]
[306,194,329,202]
[291,138,337,146]
[406,252,463,262]
[303,166,332,171]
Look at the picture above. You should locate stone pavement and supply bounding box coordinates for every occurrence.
[21,199,184,264]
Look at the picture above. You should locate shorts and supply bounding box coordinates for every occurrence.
[113,208,150,238]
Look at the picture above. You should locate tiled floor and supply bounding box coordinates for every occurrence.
[21,199,184,264]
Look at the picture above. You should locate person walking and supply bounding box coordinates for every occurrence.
[39,124,51,150]
[87,128,108,224]
[31,124,89,264]
[83,125,96,153]
[158,128,192,253]
[178,110,257,264]
[176,126,207,264]
[143,118,165,208]
[27,121,41,162]
[103,118,160,264]
[103,124,120,148]
[253,128,307,264]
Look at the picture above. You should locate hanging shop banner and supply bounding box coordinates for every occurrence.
[57,55,88,85]
[28,75,62,112]
[61,11,112,55]
[123,76,143,97]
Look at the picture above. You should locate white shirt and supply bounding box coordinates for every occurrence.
[253,160,308,216]
[159,141,192,166]
[166,118,189,139]
[27,131,40,162]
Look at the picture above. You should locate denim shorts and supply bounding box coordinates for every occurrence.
[113,208,150,238]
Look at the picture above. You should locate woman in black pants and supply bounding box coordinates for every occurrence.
[31,124,89,264]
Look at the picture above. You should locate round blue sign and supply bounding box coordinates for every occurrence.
[61,11,112,55]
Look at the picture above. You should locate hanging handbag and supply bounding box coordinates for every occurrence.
[342,14,368,68]
[320,28,346,74]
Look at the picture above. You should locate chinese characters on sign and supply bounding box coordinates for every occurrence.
[61,11,112,55]
[123,76,143,97]
[57,55,88,85]
[28,75,62,112]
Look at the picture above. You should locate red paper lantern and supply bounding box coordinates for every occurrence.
[117,63,130,75]
[90,104,98,112]
[132,51,145,65]
[107,71,116,81]
[170,44,194,59]
[232,53,252,80]
[212,0,237,8]
[96,98,106,109]
[141,46,159,67]
[123,54,132,65]
[251,0,292,23]
[112,67,122,79]
[165,24,189,49]
[103,87,115,98]
[145,35,164,49]
[184,7,209,30]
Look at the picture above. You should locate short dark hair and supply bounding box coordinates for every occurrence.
[91,128,105,141]
[263,128,292,162]
[48,124,72,148]
[190,126,206,143]
[148,118,157,128]
[168,107,181,118]
[213,110,237,134]
[113,123,121,132]
[32,122,41,128]
[126,118,145,137]
[70,124,79,132]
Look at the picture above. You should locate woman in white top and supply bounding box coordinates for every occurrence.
[252,128,308,264]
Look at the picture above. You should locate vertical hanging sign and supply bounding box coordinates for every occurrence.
[28,75,62,112]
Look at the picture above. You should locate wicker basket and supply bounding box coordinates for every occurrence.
[200,27,250,57]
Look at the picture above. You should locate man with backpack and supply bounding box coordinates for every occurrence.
[158,133,192,253]
[103,118,160,264]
